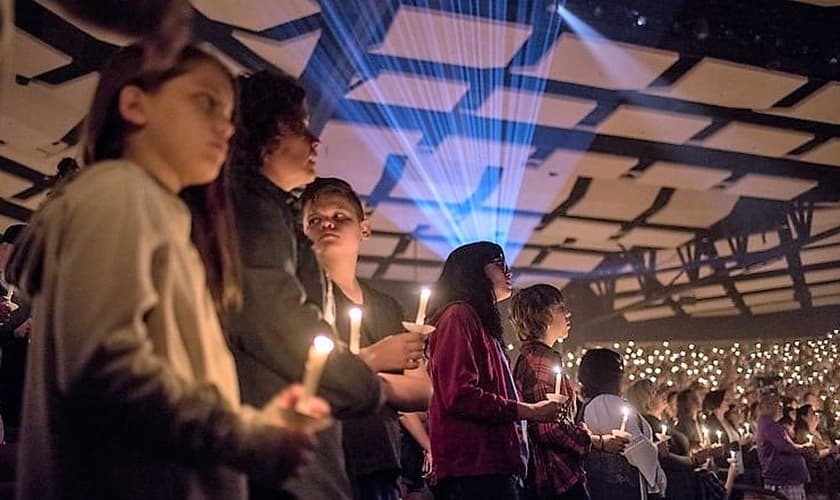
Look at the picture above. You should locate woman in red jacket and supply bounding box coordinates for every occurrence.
[426,242,560,500]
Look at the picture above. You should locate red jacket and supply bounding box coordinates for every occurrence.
[427,302,526,481]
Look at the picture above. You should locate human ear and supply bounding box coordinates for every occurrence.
[118,85,150,127]
[360,219,372,239]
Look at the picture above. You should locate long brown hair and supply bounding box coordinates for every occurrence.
[82,44,242,313]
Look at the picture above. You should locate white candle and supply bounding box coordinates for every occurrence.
[553,365,562,395]
[730,450,736,461]
[415,287,431,325]
[661,424,668,437]
[348,307,362,355]
[716,430,723,445]
[807,434,814,446]
[296,335,335,413]
[702,426,710,446]
[619,406,630,433]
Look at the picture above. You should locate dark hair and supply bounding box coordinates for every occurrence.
[300,177,365,221]
[82,44,241,315]
[703,389,726,412]
[509,283,565,342]
[229,69,308,172]
[578,348,624,399]
[676,389,699,416]
[1,224,26,245]
[428,241,505,341]
[83,44,232,164]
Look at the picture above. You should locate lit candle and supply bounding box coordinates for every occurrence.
[716,430,723,445]
[730,450,736,461]
[702,426,710,446]
[348,307,362,355]
[415,287,431,325]
[296,335,335,413]
[807,434,814,446]
[619,406,630,433]
[553,365,562,395]
[661,424,668,437]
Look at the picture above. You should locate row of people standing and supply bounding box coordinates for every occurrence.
[5,44,428,500]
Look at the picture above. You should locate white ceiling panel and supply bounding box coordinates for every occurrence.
[682,297,735,313]
[812,294,840,307]
[618,227,696,248]
[810,281,840,297]
[368,201,447,235]
[191,0,319,31]
[233,30,321,78]
[596,105,713,144]
[799,245,840,266]
[750,301,801,315]
[513,33,678,90]
[541,149,638,180]
[646,58,806,109]
[647,189,739,228]
[742,289,796,306]
[765,82,840,125]
[725,173,817,201]
[528,217,621,246]
[371,5,532,69]
[538,250,604,272]
[512,247,541,267]
[513,273,569,290]
[472,88,597,128]
[0,171,32,198]
[10,28,71,78]
[360,234,400,258]
[734,275,794,293]
[634,162,731,190]
[318,121,422,195]
[690,284,729,299]
[346,71,470,112]
[799,138,840,167]
[805,268,840,285]
[624,305,676,322]
[567,179,661,221]
[702,122,813,157]
[382,263,442,283]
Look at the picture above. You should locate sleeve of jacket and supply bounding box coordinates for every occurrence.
[429,303,519,423]
[43,187,306,479]
[227,190,381,418]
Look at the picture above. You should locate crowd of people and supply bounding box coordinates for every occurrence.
[0,34,838,500]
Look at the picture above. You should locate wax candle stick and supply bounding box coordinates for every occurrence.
[348,307,362,355]
[415,288,431,325]
[716,430,723,445]
[661,424,668,437]
[702,426,710,447]
[807,434,814,446]
[619,406,630,433]
[553,365,562,395]
[296,335,335,413]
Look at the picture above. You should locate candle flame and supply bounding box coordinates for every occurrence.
[349,307,362,321]
[313,335,335,353]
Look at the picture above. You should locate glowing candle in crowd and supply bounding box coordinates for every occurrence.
[730,450,736,461]
[716,430,723,445]
[296,335,335,413]
[661,424,668,437]
[348,307,362,354]
[554,366,562,395]
[807,434,814,446]
[702,426,710,446]
[619,406,630,433]
[415,287,431,325]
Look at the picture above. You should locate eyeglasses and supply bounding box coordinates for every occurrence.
[489,257,510,274]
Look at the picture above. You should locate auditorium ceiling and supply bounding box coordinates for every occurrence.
[2,0,839,338]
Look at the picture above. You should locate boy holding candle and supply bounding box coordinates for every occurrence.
[510,284,628,499]
[226,71,383,500]
[300,177,431,500]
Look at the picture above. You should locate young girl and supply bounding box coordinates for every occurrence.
[426,242,560,500]
[5,45,324,500]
